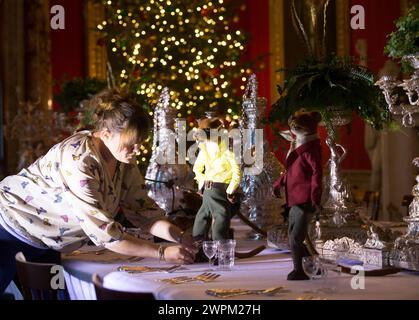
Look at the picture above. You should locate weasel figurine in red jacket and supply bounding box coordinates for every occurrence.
[273,111,322,280]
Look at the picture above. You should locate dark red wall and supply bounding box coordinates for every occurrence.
[350,0,401,72]
[49,0,85,109]
[241,0,271,108]
[335,0,401,170]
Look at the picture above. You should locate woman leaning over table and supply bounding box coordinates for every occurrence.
[0,89,196,295]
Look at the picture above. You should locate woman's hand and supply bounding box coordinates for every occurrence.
[179,233,198,252]
[177,232,199,257]
[163,245,195,264]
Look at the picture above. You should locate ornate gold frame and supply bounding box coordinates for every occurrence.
[85,0,107,79]
[269,0,285,102]
[335,0,350,57]
[1,0,26,171]
[269,0,351,101]
[401,0,418,14]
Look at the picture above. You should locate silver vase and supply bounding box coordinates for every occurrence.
[240,75,286,241]
[145,88,195,214]
[311,108,367,253]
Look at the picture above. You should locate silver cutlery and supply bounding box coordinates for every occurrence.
[125,256,144,263]
[206,286,285,298]
[296,295,327,300]
[65,248,107,256]
[118,264,181,273]
[160,272,220,284]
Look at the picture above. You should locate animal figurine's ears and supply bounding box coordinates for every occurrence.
[197,117,225,131]
[308,111,322,124]
[288,110,322,132]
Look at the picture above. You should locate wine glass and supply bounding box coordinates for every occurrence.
[302,255,321,294]
[318,254,342,294]
[202,241,218,270]
[302,255,320,281]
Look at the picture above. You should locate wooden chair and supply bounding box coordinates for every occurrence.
[362,190,380,221]
[15,252,68,300]
[92,274,155,300]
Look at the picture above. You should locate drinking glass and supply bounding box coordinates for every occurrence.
[217,240,236,270]
[302,255,320,280]
[318,254,342,293]
[202,241,218,270]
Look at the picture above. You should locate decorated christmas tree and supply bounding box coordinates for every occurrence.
[98,0,255,125]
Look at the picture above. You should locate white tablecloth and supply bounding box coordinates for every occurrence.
[62,219,419,300]
[102,251,419,300]
[63,243,419,300]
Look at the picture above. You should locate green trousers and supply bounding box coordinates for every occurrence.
[193,188,231,240]
[288,204,314,272]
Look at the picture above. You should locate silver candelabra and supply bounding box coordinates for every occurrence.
[376,53,419,270]
[145,88,195,213]
[375,54,419,128]
[240,74,286,240]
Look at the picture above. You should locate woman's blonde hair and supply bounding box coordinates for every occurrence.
[85,89,150,148]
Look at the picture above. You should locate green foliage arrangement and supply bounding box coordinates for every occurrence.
[54,77,107,113]
[385,4,419,71]
[269,54,392,134]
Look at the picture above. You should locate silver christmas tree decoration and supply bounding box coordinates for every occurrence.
[145,88,195,213]
[240,74,286,240]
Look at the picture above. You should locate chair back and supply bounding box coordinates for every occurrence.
[92,274,155,300]
[15,252,68,300]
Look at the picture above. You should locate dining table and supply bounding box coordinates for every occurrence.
[62,219,419,300]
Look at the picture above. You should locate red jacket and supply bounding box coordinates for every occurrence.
[273,139,322,207]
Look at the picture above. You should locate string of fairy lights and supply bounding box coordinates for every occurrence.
[98,0,255,165]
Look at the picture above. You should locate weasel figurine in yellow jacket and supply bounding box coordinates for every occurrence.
[192,116,241,241]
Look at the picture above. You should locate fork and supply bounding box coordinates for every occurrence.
[206,286,285,298]
[125,256,144,263]
[161,272,220,284]
[65,248,107,257]
[251,287,285,296]
[194,273,220,283]
[118,264,181,273]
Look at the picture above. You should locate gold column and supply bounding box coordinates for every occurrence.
[269,0,285,103]
[336,0,350,57]
[401,0,418,15]
[2,0,53,172]
[25,0,51,108]
[86,0,107,79]
[1,0,25,173]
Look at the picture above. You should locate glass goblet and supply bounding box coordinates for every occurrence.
[202,241,218,270]
[302,255,320,280]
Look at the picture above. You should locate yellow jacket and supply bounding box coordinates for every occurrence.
[193,140,241,195]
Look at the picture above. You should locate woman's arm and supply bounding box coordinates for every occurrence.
[149,219,182,243]
[118,165,166,229]
[149,219,197,250]
[104,233,195,264]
